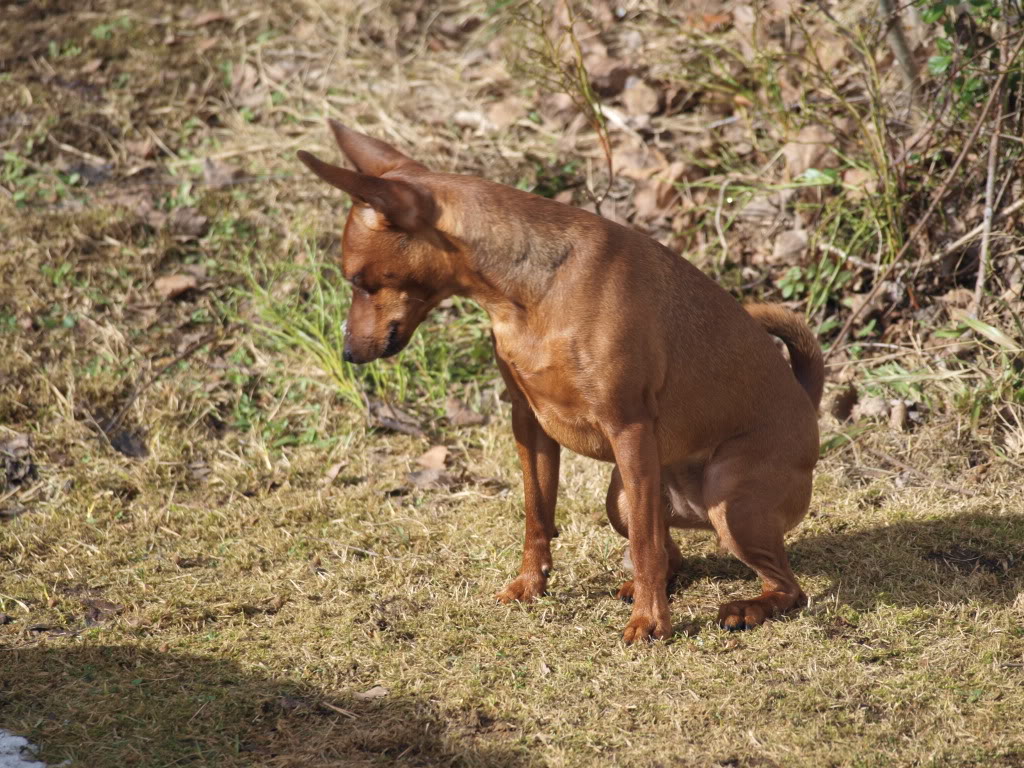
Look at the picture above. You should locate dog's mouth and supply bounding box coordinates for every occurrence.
[380,321,404,358]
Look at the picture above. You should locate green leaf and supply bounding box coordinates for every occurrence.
[796,168,838,185]
[928,55,952,75]
[959,315,1023,352]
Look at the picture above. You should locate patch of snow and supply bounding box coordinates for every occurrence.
[0,731,46,768]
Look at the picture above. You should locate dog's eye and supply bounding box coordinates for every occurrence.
[350,272,377,296]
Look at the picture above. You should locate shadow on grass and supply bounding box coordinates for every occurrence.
[672,510,1024,612]
[0,644,528,768]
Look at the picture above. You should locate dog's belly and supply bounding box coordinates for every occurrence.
[534,408,614,462]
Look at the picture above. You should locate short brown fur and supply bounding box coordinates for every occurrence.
[298,121,824,643]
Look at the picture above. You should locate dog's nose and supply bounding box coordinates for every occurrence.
[343,347,354,363]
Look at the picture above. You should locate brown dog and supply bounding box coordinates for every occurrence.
[298,120,823,643]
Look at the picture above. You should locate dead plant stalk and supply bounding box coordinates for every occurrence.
[972,39,1007,316]
[825,32,1024,362]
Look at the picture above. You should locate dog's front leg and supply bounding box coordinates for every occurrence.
[610,421,672,643]
[495,397,561,604]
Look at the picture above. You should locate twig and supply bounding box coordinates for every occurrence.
[714,179,732,263]
[917,195,1024,269]
[824,32,1024,363]
[972,41,1007,316]
[879,0,919,110]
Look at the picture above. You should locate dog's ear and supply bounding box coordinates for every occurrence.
[326,119,425,176]
[297,150,435,232]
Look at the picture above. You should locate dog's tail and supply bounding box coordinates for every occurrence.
[745,303,825,410]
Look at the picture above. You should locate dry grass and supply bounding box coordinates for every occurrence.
[2,1,1024,766]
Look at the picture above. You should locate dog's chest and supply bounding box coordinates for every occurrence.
[494,332,614,462]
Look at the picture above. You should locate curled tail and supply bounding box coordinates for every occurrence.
[745,303,825,410]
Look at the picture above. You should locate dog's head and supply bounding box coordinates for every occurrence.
[297,121,458,364]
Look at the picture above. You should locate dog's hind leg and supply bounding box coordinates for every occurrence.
[702,448,810,631]
[605,466,682,603]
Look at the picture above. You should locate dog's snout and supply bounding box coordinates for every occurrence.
[343,346,355,364]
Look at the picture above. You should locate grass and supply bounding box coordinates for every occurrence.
[2,427,1024,767]
[235,244,495,411]
[1,0,1024,766]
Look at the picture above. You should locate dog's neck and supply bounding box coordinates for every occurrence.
[436,178,575,315]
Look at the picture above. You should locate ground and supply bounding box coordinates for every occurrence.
[1,1,1023,766]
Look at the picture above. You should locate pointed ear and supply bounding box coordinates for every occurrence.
[326,119,425,176]
[297,150,436,232]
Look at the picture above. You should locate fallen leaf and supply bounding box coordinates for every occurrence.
[192,37,218,54]
[154,274,198,300]
[445,397,486,427]
[203,157,244,188]
[80,58,103,74]
[82,597,124,625]
[323,461,347,485]
[632,179,662,221]
[191,10,226,26]
[772,229,808,263]
[176,556,215,569]
[940,287,973,309]
[168,207,208,239]
[417,445,448,470]
[842,168,876,200]
[485,97,525,130]
[1,433,36,490]
[108,428,148,458]
[125,138,155,159]
[738,190,793,222]
[368,398,424,437]
[453,110,489,131]
[621,78,659,116]
[890,400,909,432]
[188,461,211,484]
[0,505,30,522]
[697,12,733,31]
[782,125,837,180]
[588,55,631,97]
[407,468,457,489]
[355,685,389,700]
[852,396,889,422]
[268,595,287,613]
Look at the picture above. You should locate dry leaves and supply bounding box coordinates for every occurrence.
[445,397,486,427]
[772,230,809,263]
[621,78,659,117]
[82,597,124,626]
[1,433,36,491]
[323,461,347,485]
[154,274,198,301]
[417,445,448,469]
[406,467,457,489]
[203,157,244,188]
[368,398,424,437]
[782,125,838,180]
[168,207,209,239]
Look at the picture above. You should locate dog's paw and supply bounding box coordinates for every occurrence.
[622,611,672,644]
[495,574,546,604]
[717,590,805,631]
[717,599,770,631]
[616,580,635,603]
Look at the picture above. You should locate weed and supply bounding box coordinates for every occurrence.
[232,240,494,412]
